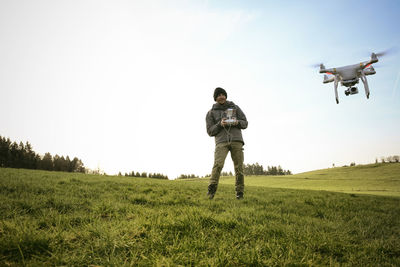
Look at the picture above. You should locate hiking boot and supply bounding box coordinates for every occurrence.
[236,192,244,200]
[207,184,217,200]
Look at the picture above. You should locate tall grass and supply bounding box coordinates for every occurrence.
[1,167,399,266]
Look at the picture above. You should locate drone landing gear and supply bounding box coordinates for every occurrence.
[334,76,339,104]
[360,72,370,100]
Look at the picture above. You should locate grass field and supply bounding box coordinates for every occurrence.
[1,165,399,266]
[218,163,400,197]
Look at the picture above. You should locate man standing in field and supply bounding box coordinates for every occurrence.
[206,87,248,199]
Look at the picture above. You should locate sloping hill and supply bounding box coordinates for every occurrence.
[218,163,400,196]
[1,167,400,266]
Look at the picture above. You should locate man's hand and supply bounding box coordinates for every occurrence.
[221,118,227,127]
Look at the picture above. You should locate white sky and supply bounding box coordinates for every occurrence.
[1,0,400,178]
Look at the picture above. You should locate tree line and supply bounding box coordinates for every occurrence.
[243,163,292,175]
[178,163,292,179]
[119,171,168,180]
[176,174,201,179]
[377,155,399,163]
[336,155,400,167]
[0,135,85,173]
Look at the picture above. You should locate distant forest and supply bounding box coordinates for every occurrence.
[177,163,292,179]
[119,171,168,180]
[0,135,85,173]
[243,163,292,176]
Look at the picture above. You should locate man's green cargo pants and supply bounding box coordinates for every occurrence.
[209,141,244,195]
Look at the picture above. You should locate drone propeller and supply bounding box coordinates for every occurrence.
[309,63,322,68]
[309,63,324,68]
[374,47,397,58]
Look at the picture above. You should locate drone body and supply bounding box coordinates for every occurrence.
[318,53,380,104]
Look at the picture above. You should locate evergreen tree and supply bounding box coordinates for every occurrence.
[9,142,19,168]
[40,153,54,171]
[53,155,62,171]
[0,137,10,167]
[24,142,37,169]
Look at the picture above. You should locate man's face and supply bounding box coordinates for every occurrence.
[216,93,226,105]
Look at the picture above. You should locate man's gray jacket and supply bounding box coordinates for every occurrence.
[206,101,248,145]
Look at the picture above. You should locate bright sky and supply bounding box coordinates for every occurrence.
[1,0,400,178]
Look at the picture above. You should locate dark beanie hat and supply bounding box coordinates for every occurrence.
[213,87,227,101]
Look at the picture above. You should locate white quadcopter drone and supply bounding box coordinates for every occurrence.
[317,51,389,104]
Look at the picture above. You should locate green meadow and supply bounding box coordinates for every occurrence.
[1,164,399,266]
[218,163,400,197]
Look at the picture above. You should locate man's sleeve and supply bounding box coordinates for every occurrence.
[235,105,248,129]
[206,110,222,137]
